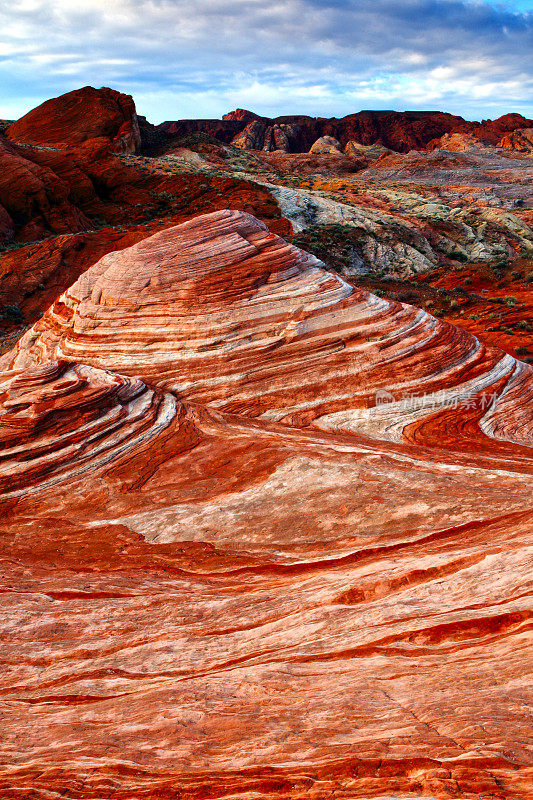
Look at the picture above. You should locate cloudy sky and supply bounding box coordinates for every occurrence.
[0,0,531,123]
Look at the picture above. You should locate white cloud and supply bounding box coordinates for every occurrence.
[0,0,531,122]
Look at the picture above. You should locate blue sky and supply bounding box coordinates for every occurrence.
[0,0,531,123]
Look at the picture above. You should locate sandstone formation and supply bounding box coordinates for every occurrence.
[160,108,533,154]
[1,210,532,799]
[0,137,90,243]
[427,132,487,151]
[231,119,300,152]
[499,127,533,154]
[344,139,392,160]
[6,86,141,154]
[222,108,263,123]
[309,135,343,154]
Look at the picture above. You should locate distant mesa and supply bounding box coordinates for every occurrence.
[222,108,264,123]
[158,107,533,154]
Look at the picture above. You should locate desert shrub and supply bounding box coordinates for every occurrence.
[515,346,530,357]
[505,296,518,305]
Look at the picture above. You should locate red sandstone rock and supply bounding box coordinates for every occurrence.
[6,86,141,154]
[344,139,392,160]
[0,137,90,242]
[231,119,300,152]
[258,150,367,176]
[427,131,487,151]
[0,210,532,799]
[222,108,263,123]
[309,135,343,154]
[499,127,533,154]
[162,109,533,155]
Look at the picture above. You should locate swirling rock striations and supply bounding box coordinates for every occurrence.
[4,210,533,444]
[1,210,532,799]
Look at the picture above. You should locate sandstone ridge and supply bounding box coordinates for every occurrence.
[1,210,532,799]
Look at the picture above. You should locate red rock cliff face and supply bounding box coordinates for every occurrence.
[6,86,141,154]
[1,210,532,799]
[160,109,533,154]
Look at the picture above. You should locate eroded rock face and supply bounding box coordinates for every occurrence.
[231,120,300,152]
[499,127,533,154]
[1,210,532,799]
[344,139,392,160]
[6,86,141,154]
[163,108,533,155]
[0,137,90,243]
[309,136,343,154]
[427,132,487,151]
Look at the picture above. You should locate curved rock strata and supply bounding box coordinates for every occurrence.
[0,210,532,799]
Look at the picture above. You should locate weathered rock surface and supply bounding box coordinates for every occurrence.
[1,209,532,799]
[499,127,533,154]
[222,108,263,123]
[231,120,301,152]
[309,136,343,154]
[344,139,392,160]
[427,132,487,151]
[161,108,533,154]
[0,137,90,243]
[6,86,141,154]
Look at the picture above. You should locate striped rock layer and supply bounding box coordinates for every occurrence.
[0,210,532,800]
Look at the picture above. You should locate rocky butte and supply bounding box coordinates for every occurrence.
[0,209,532,799]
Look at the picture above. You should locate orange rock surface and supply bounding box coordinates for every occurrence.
[1,210,532,799]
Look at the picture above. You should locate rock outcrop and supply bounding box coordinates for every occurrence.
[231,120,300,152]
[222,108,263,123]
[0,137,90,243]
[6,86,141,154]
[160,108,533,155]
[309,135,343,154]
[499,127,533,154]
[344,139,392,160]
[427,131,487,151]
[1,210,532,799]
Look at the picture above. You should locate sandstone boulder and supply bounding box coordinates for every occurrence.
[344,139,392,160]
[309,135,343,154]
[427,131,487,151]
[6,86,141,154]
